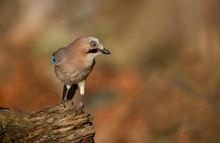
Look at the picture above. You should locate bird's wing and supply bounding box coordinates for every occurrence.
[51,47,66,65]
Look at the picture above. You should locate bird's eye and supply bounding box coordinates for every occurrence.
[90,40,97,48]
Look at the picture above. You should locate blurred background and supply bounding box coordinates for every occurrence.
[0,0,220,142]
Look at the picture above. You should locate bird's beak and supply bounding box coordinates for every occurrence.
[100,48,111,55]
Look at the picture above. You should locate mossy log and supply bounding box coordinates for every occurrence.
[0,102,95,143]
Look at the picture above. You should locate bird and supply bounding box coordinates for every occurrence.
[51,36,110,112]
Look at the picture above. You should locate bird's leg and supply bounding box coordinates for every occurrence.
[76,80,85,113]
[61,85,71,108]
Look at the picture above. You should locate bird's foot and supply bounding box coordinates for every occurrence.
[75,102,85,114]
[61,99,70,108]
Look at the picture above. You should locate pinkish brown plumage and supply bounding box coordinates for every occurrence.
[51,36,110,112]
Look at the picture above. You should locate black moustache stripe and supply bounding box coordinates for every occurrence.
[87,49,99,53]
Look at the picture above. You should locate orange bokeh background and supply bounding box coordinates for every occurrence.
[0,0,220,143]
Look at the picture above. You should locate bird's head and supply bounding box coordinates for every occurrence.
[87,37,110,55]
[73,36,110,59]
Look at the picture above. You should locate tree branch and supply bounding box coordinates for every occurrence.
[0,102,95,143]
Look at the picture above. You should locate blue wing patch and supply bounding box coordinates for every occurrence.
[51,56,59,64]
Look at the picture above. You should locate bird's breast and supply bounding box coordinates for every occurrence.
[54,62,95,85]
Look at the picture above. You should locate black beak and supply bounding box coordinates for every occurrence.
[101,48,111,55]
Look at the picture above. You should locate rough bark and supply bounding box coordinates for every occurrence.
[0,102,95,143]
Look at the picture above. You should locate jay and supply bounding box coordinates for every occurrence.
[51,36,110,111]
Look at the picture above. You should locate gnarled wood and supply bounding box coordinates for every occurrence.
[0,102,95,143]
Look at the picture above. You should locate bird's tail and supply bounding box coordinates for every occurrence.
[62,84,78,100]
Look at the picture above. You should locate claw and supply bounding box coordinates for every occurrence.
[75,102,85,114]
[61,99,72,108]
[61,99,68,108]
